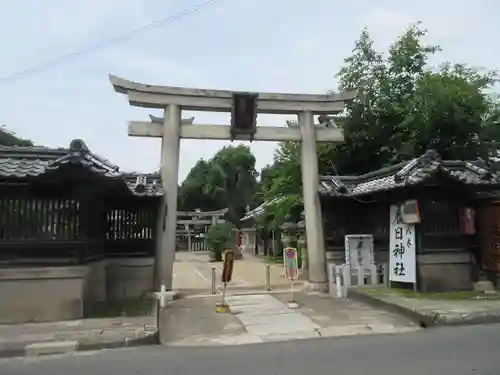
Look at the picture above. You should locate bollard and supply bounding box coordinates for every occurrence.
[266,264,271,291]
[328,263,336,297]
[211,267,217,294]
[335,266,343,298]
[357,265,365,286]
[159,284,167,308]
[370,264,378,285]
[383,263,389,287]
[342,265,351,297]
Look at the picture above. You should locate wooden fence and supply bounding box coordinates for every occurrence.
[0,196,157,264]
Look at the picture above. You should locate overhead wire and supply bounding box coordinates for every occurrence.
[0,0,224,84]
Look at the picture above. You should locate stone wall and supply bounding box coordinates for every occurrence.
[0,257,154,324]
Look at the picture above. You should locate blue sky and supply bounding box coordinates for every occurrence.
[0,0,498,181]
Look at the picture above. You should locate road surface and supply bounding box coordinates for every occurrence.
[1,323,499,375]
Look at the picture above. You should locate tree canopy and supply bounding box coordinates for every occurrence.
[178,144,258,227]
[179,22,500,228]
[255,22,500,226]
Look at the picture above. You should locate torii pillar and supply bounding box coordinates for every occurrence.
[109,75,356,292]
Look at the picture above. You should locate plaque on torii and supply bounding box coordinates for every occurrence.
[109,74,357,292]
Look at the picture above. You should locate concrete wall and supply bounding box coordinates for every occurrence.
[106,258,154,300]
[0,266,86,324]
[0,257,154,324]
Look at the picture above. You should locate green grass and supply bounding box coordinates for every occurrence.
[87,299,154,318]
[360,286,500,300]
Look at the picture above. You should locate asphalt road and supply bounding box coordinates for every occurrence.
[1,324,500,375]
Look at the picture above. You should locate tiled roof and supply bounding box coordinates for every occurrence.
[319,149,500,197]
[241,196,286,221]
[0,139,164,197]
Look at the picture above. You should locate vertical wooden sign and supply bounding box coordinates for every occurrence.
[221,250,235,283]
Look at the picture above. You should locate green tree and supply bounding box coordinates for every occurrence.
[178,159,214,211]
[178,145,258,226]
[258,22,499,227]
[205,222,235,261]
[333,23,498,173]
[0,126,34,146]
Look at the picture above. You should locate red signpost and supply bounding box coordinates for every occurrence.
[284,247,299,281]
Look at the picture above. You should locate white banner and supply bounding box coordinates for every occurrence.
[389,205,416,283]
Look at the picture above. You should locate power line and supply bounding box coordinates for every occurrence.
[0,0,223,84]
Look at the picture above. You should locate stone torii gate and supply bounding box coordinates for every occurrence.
[176,209,227,251]
[109,75,356,292]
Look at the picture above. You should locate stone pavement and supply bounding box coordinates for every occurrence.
[172,251,297,295]
[349,286,500,326]
[0,316,157,358]
[160,291,420,346]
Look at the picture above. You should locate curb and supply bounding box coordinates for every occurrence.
[0,332,158,359]
[348,289,433,327]
[348,289,500,327]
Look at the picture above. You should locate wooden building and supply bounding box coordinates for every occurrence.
[0,139,163,323]
[318,149,500,292]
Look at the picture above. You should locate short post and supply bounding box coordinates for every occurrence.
[383,263,390,287]
[335,265,343,298]
[266,264,271,291]
[327,263,336,297]
[342,265,351,297]
[211,267,216,294]
[159,284,167,308]
[370,264,378,285]
[357,265,364,286]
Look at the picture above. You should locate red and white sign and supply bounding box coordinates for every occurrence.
[284,247,299,281]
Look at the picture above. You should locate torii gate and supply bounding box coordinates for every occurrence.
[109,75,356,292]
[176,209,227,251]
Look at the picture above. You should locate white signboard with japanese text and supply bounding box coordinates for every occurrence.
[344,235,374,269]
[389,205,416,283]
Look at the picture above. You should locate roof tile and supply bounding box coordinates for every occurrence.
[319,150,500,197]
[0,139,164,197]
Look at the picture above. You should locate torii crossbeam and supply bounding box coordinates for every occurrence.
[109,74,357,293]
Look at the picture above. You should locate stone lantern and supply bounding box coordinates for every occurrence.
[280,222,297,249]
[296,218,307,271]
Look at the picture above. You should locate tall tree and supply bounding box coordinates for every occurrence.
[178,145,258,226]
[178,159,214,211]
[257,22,499,227]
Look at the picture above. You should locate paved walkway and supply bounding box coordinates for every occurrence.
[0,316,156,358]
[173,252,296,295]
[161,292,420,346]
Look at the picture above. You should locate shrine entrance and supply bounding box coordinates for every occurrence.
[176,209,227,252]
[109,75,356,293]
